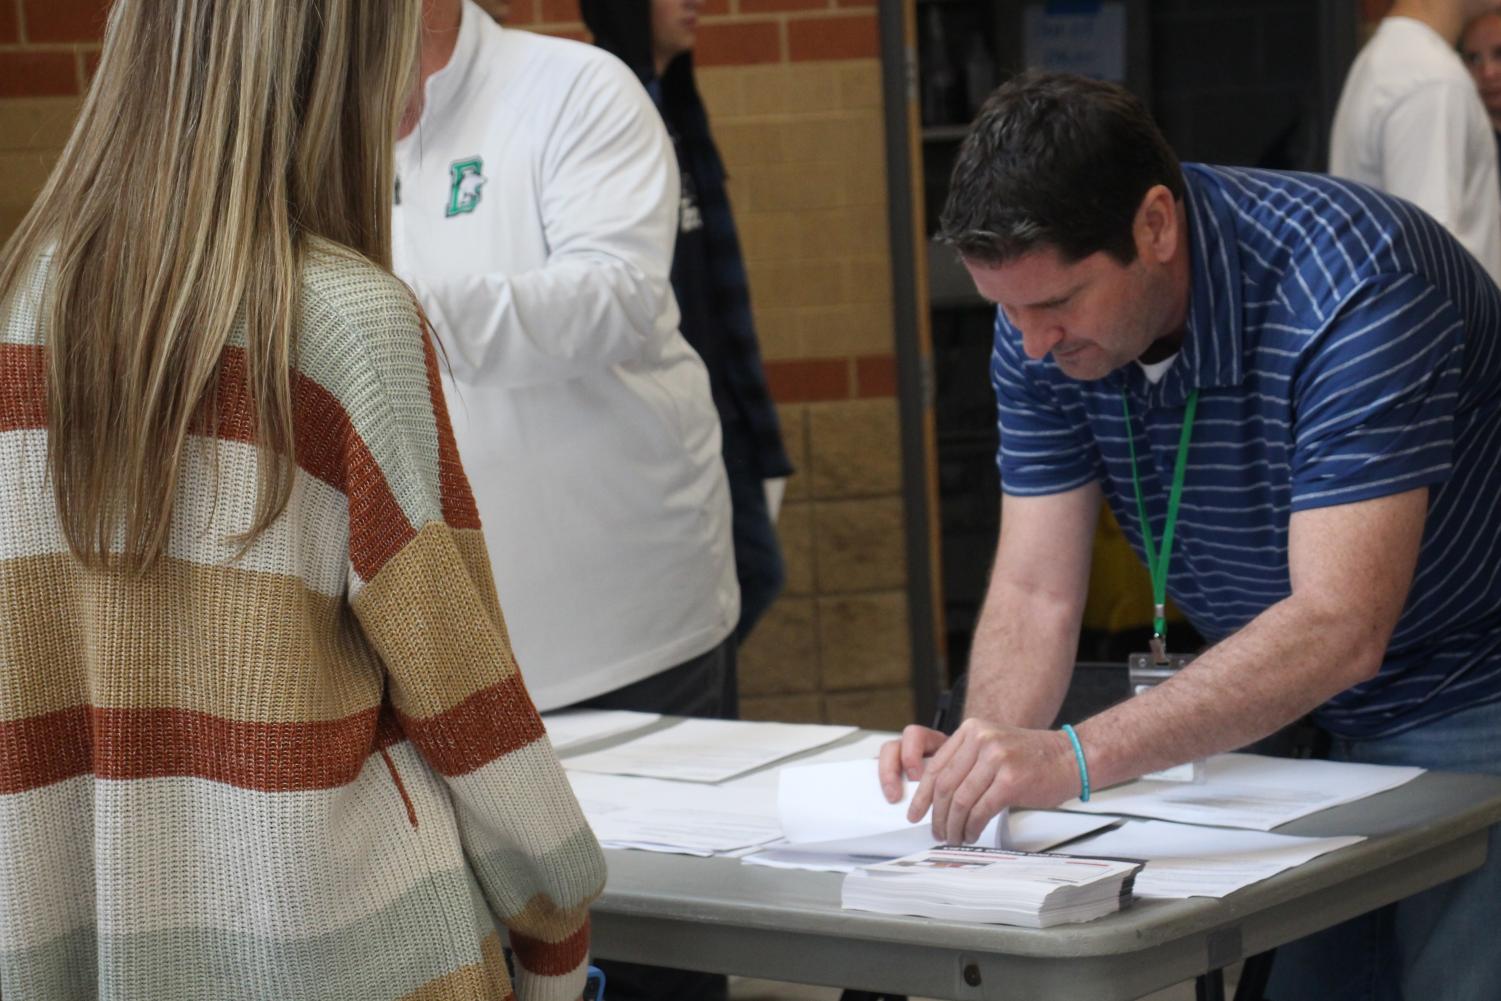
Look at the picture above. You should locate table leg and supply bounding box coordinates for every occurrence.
[1232,950,1275,1001]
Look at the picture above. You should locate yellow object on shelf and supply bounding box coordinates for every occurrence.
[1081,507,1186,634]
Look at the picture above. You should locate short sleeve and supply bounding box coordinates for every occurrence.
[991,310,1102,496]
[1290,273,1461,511]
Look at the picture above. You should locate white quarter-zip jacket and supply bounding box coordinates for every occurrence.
[393,1,738,710]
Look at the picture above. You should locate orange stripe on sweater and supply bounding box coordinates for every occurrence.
[395,671,546,778]
[0,704,381,794]
[0,679,545,794]
[0,342,418,581]
[509,917,591,978]
[0,342,47,431]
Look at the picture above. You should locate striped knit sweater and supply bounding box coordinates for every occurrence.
[0,249,607,1001]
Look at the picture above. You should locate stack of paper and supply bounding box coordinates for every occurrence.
[1055,819,1364,899]
[743,757,1121,872]
[745,813,1122,873]
[842,846,1142,928]
[541,709,661,753]
[567,770,783,856]
[1061,753,1423,831]
[564,733,893,856]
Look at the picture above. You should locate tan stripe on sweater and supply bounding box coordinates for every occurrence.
[395,933,513,1001]
[355,522,526,723]
[0,552,381,723]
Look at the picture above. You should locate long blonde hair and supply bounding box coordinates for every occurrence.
[0,0,421,570]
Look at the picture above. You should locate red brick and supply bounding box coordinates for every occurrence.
[533,25,589,42]
[702,0,730,13]
[788,13,877,61]
[475,0,520,24]
[695,20,781,67]
[23,0,109,44]
[766,358,851,403]
[1,1,19,44]
[81,47,100,83]
[537,0,580,23]
[855,355,897,398]
[836,0,876,6]
[0,51,79,97]
[1360,0,1390,25]
[740,0,828,12]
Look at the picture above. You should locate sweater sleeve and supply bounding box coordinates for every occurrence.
[337,279,607,1001]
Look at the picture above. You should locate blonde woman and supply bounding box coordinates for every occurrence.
[0,2,605,999]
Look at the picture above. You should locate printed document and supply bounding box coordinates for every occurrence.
[567,770,782,855]
[562,718,858,783]
[541,709,661,753]
[1059,753,1423,830]
[1059,819,1364,898]
[745,811,1121,873]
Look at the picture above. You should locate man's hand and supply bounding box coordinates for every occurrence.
[878,725,949,802]
[882,719,1081,845]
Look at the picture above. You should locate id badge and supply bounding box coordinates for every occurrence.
[1127,651,1206,784]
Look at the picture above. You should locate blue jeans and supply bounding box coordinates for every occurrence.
[1267,698,1501,1001]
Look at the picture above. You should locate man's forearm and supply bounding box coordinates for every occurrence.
[964,574,1085,730]
[1074,592,1384,790]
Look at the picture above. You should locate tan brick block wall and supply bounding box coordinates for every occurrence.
[739,597,820,696]
[819,592,910,691]
[825,688,914,732]
[777,500,816,595]
[808,398,902,498]
[813,496,906,592]
[741,693,826,724]
[0,96,79,238]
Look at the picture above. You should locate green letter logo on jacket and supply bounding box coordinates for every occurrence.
[447,158,486,217]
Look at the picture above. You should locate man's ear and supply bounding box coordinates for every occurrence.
[1134,184,1179,265]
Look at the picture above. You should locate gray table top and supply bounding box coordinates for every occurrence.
[586,756,1501,1000]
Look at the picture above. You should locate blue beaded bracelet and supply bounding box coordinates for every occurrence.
[1061,724,1090,802]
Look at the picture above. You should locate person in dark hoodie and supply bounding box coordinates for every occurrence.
[583,0,795,667]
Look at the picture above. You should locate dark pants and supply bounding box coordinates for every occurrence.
[570,638,737,1001]
[721,412,786,647]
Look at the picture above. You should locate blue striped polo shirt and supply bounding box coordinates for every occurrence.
[992,163,1501,739]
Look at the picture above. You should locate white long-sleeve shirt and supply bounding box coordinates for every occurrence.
[393,2,738,710]
[1330,16,1501,284]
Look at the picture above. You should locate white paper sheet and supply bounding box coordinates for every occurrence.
[1057,819,1364,898]
[568,770,783,855]
[1059,753,1424,830]
[743,811,1122,873]
[562,718,858,783]
[541,709,662,753]
[566,733,895,857]
[778,757,929,842]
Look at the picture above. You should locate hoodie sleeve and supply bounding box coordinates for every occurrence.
[404,48,681,390]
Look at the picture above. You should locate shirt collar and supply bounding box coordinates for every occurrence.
[1119,165,1246,407]
[398,0,484,149]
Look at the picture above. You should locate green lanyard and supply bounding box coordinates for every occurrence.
[1120,388,1198,649]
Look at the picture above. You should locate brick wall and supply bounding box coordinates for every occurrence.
[0,1,101,238]
[0,1,913,731]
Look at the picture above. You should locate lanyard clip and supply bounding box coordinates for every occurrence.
[1149,632,1168,665]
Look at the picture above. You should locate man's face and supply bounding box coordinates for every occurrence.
[964,245,1173,381]
[652,0,702,66]
[1462,12,1501,125]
